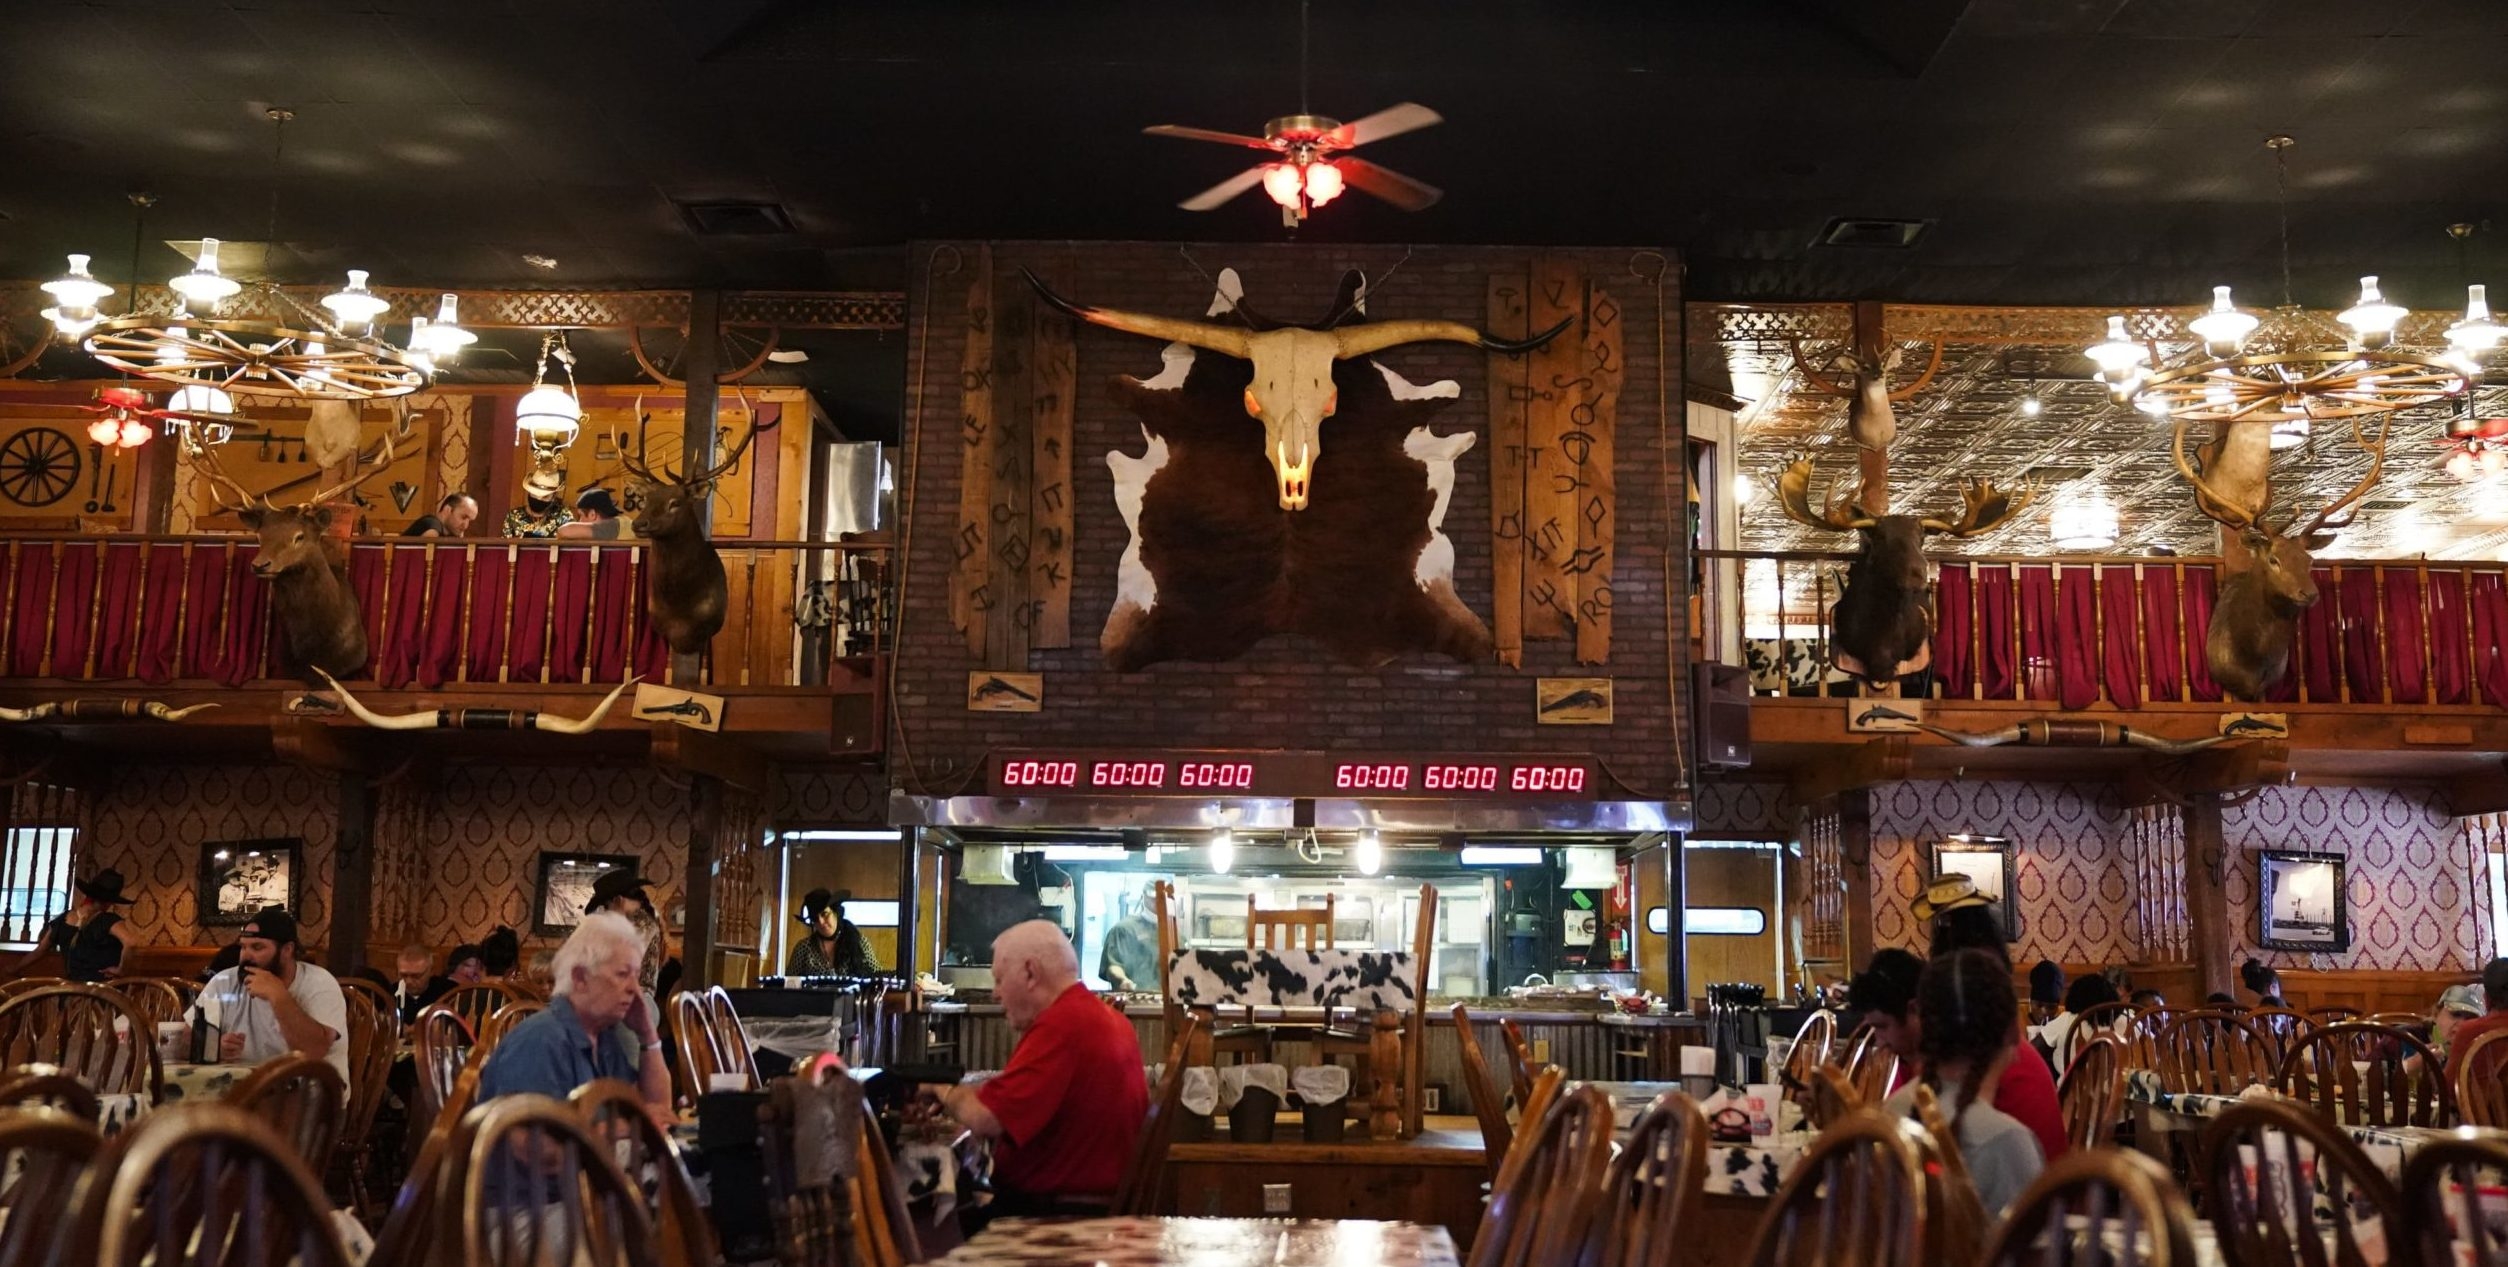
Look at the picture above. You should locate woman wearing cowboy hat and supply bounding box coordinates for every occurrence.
[4,868,141,982]
[787,888,881,978]
[583,869,668,1014]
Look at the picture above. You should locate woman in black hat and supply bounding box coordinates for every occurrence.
[787,888,881,978]
[585,868,668,1009]
[3,867,140,982]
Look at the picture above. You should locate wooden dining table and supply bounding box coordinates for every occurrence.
[930,1217,1459,1266]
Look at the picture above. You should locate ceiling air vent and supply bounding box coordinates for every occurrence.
[676,200,795,236]
[2024,465,2093,484]
[2360,499,2411,512]
[1816,216,1929,249]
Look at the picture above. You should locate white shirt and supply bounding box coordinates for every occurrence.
[193,961,352,1094]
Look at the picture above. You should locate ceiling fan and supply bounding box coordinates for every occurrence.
[1147,103,1445,227]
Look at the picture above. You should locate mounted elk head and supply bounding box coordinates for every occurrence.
[617,393,775,656]
[1025,268,1568,510]
[314,669,634,733]
[191,433,395,679]
[1772,457,2032,682]
[1787,338,1944,454]
[2169,415,2390,701]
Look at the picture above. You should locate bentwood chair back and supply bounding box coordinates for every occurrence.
[1779,1011,1837,1116]
[479,999,547,1049]
[411,1005,475,1128]
[0,984,156,1097]
[437,1096,660,1267]
[700,986,759,1092]
[2201,1097,2401,1267]
[368,1113,454,1267]
[431,982,520,1037]
[338,985,400,1210]
[0,1108,97,1267]
[1742,1109,1925,1267]
[1453,1004,1514,1177]
[761,1055,918,1267]
[2151,1010,2276,1096]
[1115,1015,1201,1216]
[0,979,59,1004]
[671,990,718,1099]
[0,1062,100,1120]
[2244,1006,2315,1063]
[223,1052,347,1178]
[339,974,394,1017]
[1465,1084,1615,1267]
[1245,895,1334,950]
[2060,1035,2129,1150]
[71,1103,354,1267]
[2308,1006,2364,1024]
[1498,1019,1536,1105]
[1806,1064,1866,1130]
[1905,1085,1990,1267]
[2132,1006,2183,1069]
[2055,1001,2139,1074]
[2459,1029,2508,1129]
[572,1079,717,1267]
[1980,1148,2200,1267]
[2400,1128,2508,1267]
[1584,1090,1707,1267]
[105,977,190,1027]
[2277,1020,2452,1128]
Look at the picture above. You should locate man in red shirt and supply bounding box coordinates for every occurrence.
[934,920,1147,1215]
[2445,960,2508,1084]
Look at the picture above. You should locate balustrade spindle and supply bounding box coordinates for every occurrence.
[580,547,601,684]
[2010,561,2024,703]
[1814,568,1829,698]
[498,542,519,685]
[173,542,193,680]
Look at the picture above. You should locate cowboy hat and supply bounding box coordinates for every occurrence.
[76,867,134,905]
[582,868,652,914]
[1910,874,1996,922]
[522,465,567,501]
[795,888,852,923]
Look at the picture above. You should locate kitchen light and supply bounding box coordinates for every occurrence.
[1459,846,1543,867]
[1209,829,1235,875]
[1355,831,1382,877]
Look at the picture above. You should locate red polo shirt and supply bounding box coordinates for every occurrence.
[976,982,1147,1198]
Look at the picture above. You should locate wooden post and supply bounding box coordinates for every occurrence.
[1838,790,1876,969]
[330,772,377,980]
[1662,833,1689,1009]
[2183,796,2237,1000]
[682,773,723,989]
[676,289,722,686]
[894,829,918,978]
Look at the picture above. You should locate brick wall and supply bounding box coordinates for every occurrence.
[893,242,1688,802]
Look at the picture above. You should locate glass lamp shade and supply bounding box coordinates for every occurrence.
[42,254,114,334]
[2270,416,2312,450]
[1262,164,1304,209]
[2085,315,2150,390]
[408,294,476,358]
[117,419,153,449]
[2446,449,2481,481]
[515,384,582,448]
[1303,161,1345,206]
[320,269,390,332]
[168,384,239,417]
[168,238,242,307]
[2337,275,2406,347]
[2187,285,2259,356]
[2450,284,2504,354]
[86,417,122,446]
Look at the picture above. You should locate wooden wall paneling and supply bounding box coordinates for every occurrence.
[949,247,996,656]
[1572,282,1622,664]
[1685,846,1779,992]
[1028,298,1076,650]
[1485,273,1530,668]
[1523,255,1581,642]
[984,273,1036,669]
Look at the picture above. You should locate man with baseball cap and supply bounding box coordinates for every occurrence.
[189,906,351,1092]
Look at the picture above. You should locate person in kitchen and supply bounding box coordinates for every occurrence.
[786,888,881,978]
[1097,888,1163,992]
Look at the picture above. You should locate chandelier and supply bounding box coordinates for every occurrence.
[38,108,476,401]
[2083,136,2493,443]
[2443,414,2508,482]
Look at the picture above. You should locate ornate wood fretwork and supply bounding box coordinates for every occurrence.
[1,283,905,333]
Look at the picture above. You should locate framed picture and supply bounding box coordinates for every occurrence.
[535,853,641,936]
[1930,835,2019,941]
[198,839,300,927]
[2258,851,2349,952]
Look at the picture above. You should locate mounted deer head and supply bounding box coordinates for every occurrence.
[1772,457,2032,682]
[191,433,395,679]
[616,392,775,655]
[1785,338,1945,454]
[2169,415,2390,700]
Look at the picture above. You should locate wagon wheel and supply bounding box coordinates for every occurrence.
[0,305,55,380]
[627,322,780,387]
[0,427,82,508]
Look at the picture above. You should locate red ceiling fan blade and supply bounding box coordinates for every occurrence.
[1325,102,1442,150]
[1144,124,1279,150]
[1333,157,1442,212]
[1179,166,1271,212]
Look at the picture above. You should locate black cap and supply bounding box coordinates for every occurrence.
[240,907,299,948]
[584,868,651,914]
[575,488,622,518]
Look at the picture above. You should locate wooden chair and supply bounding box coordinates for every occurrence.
[1980,1148,2200,1267]
[338,985,401,1210]
[1806,1064,1865,1129]
[0,1108,100,1267]
[2131,1005,2184,1070]
[1465,1084,1615,1267]
[2059,1035,2128,1151]
[339,974,395,1017]
[1742,1109,1925,1267]
[2309,1006,2363,1024]
[2054,1000,2139,1074]
[1453,1004,1515,1178]
[761,1056,918,1267]
[0,983,157,1097]
[2459,1028,2508,1129]
[1838,1022,1900,1103]
[1246,895,1334,950]
[430,981,519,1037]
[1778,1011,1837,1120]
[105,976,190,1027]
[2400,1128,2508,1267]
[2202,1096,2401,1267]
[0,978,58,1003]
[1907,1084,1989,1266]
[2150,1010,2276,1095]
[1498,1018,1536,1105]
[479,999,547,1049]
[700,985,759,1091]
[2277,1020,2452,1128]
[434,1095,661,1267]
[411,1004,475,1131]
[224,1052,346,1177]
[572,1078,719,1267]
[71,1103,354,1267]
[0,1061,99,1119]
[368,1110,454,1267]
[1584,1090,1707,1267]
[1114,1015,1200,1216]
[2244,1006,2314,1063]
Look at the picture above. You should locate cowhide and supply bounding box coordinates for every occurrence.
[1164,948,1419,1014]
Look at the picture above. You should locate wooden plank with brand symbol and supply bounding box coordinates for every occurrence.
[984,270,1035,668]
[1523,254,1581,642]
[1486,273,1530,668]
[949,246,995,655]
[1029,284,1076,651]
[1572,282,1620,665]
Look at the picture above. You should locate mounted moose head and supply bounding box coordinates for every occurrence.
[1772,457,2032,682]
[2169,415,2390,701]
[617,393,775,656]
[1024,268,1568,510]
[191,433,395,680]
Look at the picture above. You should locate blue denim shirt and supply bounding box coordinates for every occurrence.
[477,994,639,1101]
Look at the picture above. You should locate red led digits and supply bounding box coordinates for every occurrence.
[1424,764,1498,791]
[1002,760,1079,787]
[1333,763,1412,790]
[1509,764,1588,793]
[1178,762,1255,789]
[1090,761,1169,788]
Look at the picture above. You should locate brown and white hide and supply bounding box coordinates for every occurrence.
[1103,341,1492,671]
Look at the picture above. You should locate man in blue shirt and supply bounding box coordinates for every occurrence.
[479,911,671,1116]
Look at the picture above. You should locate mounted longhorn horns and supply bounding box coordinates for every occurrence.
[0,700,219,722]
[314,669,637,734]
[1917,719,2232,757]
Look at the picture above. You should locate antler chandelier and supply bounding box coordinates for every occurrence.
[37,109,475,401]
[2083,136,2494,445]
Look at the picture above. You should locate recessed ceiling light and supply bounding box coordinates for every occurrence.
[766,349,809,364]
[521,253,558,270]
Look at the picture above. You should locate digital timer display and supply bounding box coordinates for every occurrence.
[987,751,1598,800]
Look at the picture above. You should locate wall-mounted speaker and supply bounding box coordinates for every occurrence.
[1692,661,1753,770]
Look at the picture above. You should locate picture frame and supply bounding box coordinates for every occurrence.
[534,852,641,936]
[198,839,301,927]
[2258,850,2349,952]
[1929,835,2019,941]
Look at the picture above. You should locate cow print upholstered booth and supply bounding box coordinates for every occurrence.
[1163,949,1421,1013]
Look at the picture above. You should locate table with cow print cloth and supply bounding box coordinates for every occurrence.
[1163,949,1419,1012]
[935,1217,1459,1266]
[2123,1070,2449,1180]
[95,1061,255,1134]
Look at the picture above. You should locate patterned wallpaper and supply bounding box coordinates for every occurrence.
[2225,785,2487,974]
[85,765,342,949]
[1868,780,2136,967]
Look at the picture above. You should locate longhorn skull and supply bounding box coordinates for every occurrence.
[1024,268,1569,510]
[314,670,636,734]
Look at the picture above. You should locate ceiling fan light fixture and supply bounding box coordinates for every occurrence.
[1302,160,1344,206]
[1262,164,1304,209]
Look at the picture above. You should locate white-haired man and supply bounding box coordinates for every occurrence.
[931,920,1145,1215]
[478,912,670,1113]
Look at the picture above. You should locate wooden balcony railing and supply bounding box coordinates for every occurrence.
[1696,548,2508,710]
[0,535,891,689]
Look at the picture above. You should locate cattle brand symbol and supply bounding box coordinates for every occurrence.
[1847,698,1926,733]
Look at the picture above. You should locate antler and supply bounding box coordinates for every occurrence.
[2168,420,2262,531]
[184,433,266,516]
[1918,476,2034,539]
[304,433,395,508]
[1771,457,1877,532]
[2293,411,2393,544]
[615,394,662,484]
[686,389,777,487]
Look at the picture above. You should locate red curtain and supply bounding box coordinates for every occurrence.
[2430,570,2472,705]
[2336,568,2381,703]
[87,543,143,679]
[1977,566,2015,699]
[2383,569,2428,705]
[2474,572,2508,709]
[506,549,554,681]
[2099,565,2143,709]
[546,549,597,684]
[133,544,186,683]
[2180,567,2223,702]
[416,546,470,688]
[2139,567,2184,703]
[45,543,99,679]
[1934,564,1973,698]
[586,547,640,682]
[2017,566,2058,702]
[2055,565,2099,710]
[465,548,513,680]
[8,543,53,677]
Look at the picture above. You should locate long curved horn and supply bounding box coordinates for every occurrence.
[533,677,638,735]
[312,669,439,730]
[1331,315,1573,359]
[142,702,218,721]
[2117,728,2233,756]
[1022,269,1249,358]
[0,705,60,723]
[1916,723,2026,747]
[52,699,219,722]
